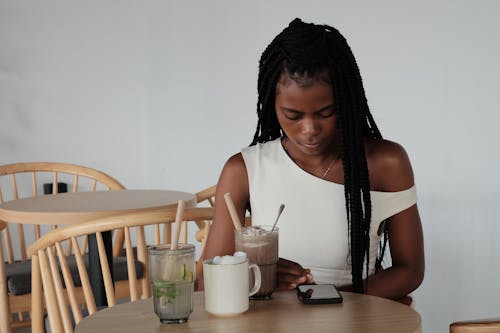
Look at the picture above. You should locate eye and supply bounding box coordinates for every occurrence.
[317,108,336,118]
[283,110,303,120]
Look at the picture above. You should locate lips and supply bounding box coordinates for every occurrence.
[303,141,320,147]
[302,142,321,150]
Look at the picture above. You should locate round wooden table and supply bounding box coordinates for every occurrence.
[0,189,196,224]
[75,291,421,333]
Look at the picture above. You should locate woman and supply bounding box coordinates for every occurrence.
[204,18,424,299]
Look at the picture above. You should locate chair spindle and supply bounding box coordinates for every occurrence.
[47,246,73,332]
[31,172,37,197]
[38,250,64,333]
[30,255,43,333]
[136,226,150,298]
[181,221,188,244]
[71,237,96,314]
[154,224,160,245]
[52,172,57,194]
[96,232,116,306]
[55,242,83,323]
[72,175,78,192]
[163,223,171,244]
[124,227,138,301]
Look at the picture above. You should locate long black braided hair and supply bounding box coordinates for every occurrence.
[251,18,384,293]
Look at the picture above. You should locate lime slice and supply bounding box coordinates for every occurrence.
[184,270,193,282]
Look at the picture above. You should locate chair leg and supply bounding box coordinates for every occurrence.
[31,255,44,333]
[0,238,12,333]
[0,286,11,333]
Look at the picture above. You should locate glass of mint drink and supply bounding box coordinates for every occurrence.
[148,243,195,324]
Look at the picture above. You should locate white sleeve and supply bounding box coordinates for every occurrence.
[371,185,418,223]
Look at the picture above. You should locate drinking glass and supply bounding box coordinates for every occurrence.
[234,225,278,299]
[148,243,195,324]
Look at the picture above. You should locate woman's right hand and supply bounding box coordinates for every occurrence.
[276,257,315,290]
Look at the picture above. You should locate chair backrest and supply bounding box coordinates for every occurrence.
[0,162,125,263]
[194,184,216,239]
[195,185,216,208]
[450,318,500,332]
[27,207,213,333]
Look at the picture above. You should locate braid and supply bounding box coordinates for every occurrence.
[253,18,383,293]
[253,38,286,144]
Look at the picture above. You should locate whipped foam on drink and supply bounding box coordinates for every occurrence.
[240,226,269,236]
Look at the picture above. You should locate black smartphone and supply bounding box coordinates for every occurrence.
[296,284,343,304]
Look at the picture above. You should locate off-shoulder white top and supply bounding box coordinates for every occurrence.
[241,138,417,286]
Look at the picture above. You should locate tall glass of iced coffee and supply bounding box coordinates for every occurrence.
[234,225,278,299]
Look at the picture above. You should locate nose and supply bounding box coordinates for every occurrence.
[301,117,320,137]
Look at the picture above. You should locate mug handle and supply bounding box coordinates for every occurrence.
[248,264,262,297]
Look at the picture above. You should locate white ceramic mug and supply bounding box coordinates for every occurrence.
[203,259,261,316]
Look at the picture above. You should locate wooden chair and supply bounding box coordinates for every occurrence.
[27,207,214,333]
[450,318,500,332]
[0,162,125,333]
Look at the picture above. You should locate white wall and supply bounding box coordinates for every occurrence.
[1,1,499,331]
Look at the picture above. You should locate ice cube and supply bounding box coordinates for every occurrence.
[212,256,222,265]
[218,255,235,264]
[219,255,244,265]
[231,255,246,264]
[233,251,247,260]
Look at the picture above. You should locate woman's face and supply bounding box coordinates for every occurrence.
[275,77,339,157]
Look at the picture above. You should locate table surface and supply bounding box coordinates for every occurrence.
[0,189,196,224]
[75,291,421,333]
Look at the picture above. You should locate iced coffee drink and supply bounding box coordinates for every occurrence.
[234,226,278,299]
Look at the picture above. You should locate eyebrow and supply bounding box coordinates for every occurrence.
[280,104,335,114]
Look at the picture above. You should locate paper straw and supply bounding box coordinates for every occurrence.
[171,200,186,250]
[223,192,242,231]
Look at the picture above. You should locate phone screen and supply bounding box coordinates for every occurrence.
[297,284,343,304]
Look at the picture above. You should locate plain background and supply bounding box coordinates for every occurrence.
[1,1,499,332]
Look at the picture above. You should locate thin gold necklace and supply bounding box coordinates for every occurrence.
[322,153,339,178]
[283,139,339,179]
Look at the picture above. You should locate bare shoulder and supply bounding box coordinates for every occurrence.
[217,152,249,205]
[365,139,415,192]
[220,152,247,180]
